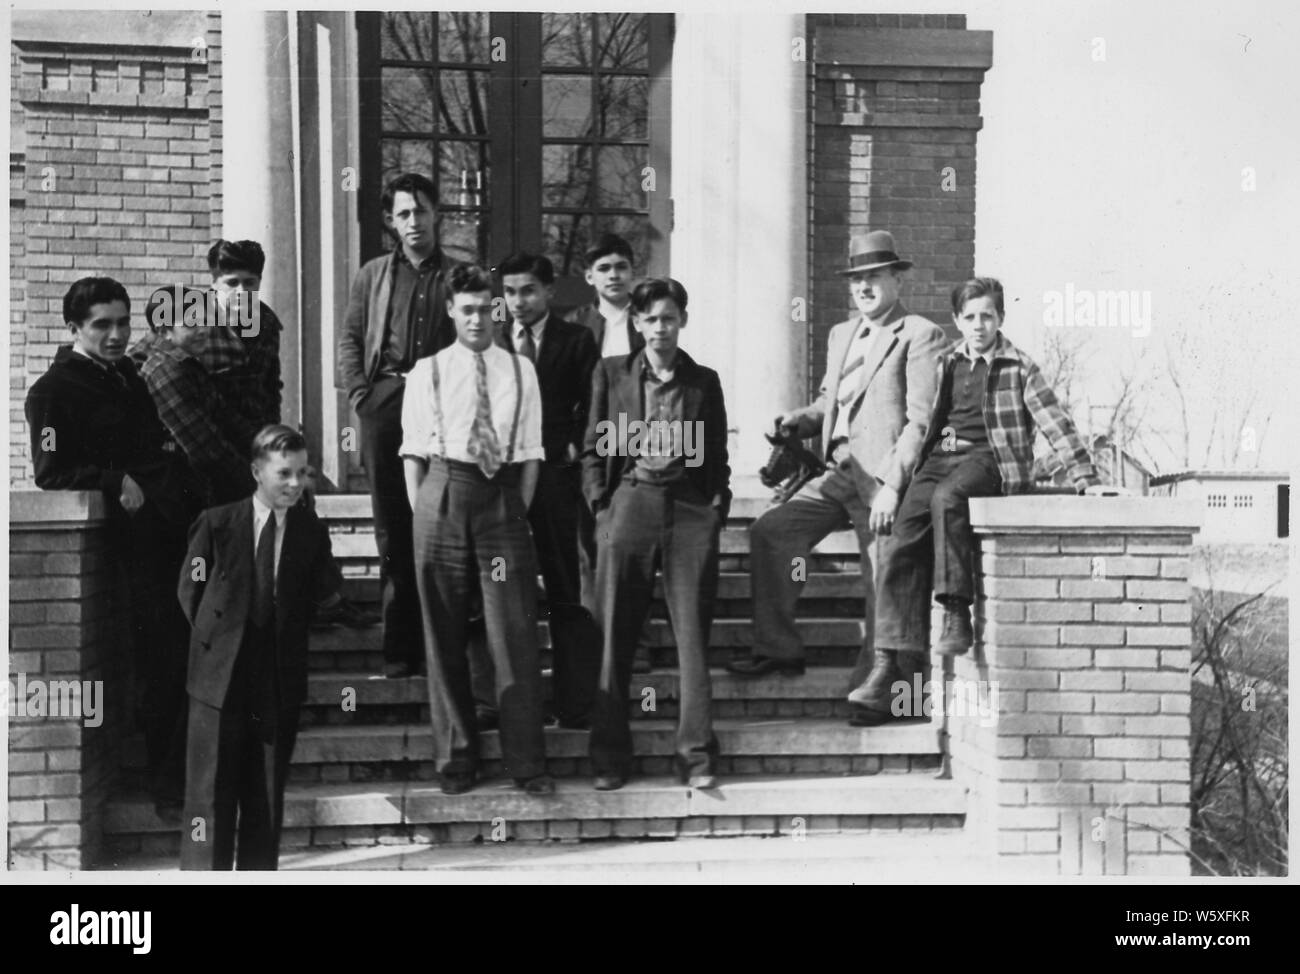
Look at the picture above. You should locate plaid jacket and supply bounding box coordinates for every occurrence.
[139,339,257,505]
[918,333,1098,494]
[130,298,282,433]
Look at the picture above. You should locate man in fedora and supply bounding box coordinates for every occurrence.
[727,232,946,715]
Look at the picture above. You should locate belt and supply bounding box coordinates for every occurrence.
[429,456,523,486]
[946,437,990,453]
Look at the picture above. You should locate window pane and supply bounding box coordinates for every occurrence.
[597,75,648,139]
[541,12,592,67]
[541,212,590,278]
[438,12,490,63]
[597,13,648,70]
[381,139,435,188]
[542,143,595,210]
[440,211,488,266]
[596,144,648,209]
[542,75,593,139]
[381,66,435,133]
[439,70,490,136]
[382,12,434,62]
[438,140,491,208]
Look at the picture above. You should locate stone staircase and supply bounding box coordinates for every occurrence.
[100,492,968,867]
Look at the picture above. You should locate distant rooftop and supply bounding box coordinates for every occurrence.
[1148,470,1291,486]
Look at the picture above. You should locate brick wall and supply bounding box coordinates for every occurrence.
[806,15,990,400]
[949,496,1201,876]
[8,491,131,870]
[9,35,217,486]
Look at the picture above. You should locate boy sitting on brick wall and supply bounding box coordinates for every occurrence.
[850,277,1099,724]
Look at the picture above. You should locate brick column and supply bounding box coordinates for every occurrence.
[949,497,1201,876]
[7,491,127,869]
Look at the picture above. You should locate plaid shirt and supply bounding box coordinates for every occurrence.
[139,339,256,505]
[130,297,283,432]
[919,333,1098,494]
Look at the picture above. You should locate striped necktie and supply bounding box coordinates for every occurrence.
[466,351,503,477]
[836,323,872,409]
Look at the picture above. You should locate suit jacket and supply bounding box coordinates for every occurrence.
[336,250,456,398]
[786,301,947,501]
[571,303,646,358]
[178,498,343,712]
[498,315,599,464]
[582,347,732,520]
[25,345,200,527]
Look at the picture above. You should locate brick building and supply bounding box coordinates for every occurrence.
[10,9,990,488]
[9,10,1206,876]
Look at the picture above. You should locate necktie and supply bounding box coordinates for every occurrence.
[517,322,537,363]
[837,325,872,409]
[466,352,503,477]
[253,512,276,628]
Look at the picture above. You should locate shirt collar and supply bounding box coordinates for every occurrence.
[394,246,443,271]
[640,350,679,379]
[71,346,117,371]
[252,493,286,527]
[515,312,549,340]
[597,297,630,322]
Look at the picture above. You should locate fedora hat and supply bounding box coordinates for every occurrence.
[838,230,913,275]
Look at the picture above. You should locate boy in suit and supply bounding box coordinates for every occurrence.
[859,278,1098,722]
[583,277,731,791]
[26,277,201,820]
[495,252,602,728]
[179,425,346,869]
[401,264,553,797]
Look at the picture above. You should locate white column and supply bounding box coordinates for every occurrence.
[222,10,301,428]
[671,12,808,491]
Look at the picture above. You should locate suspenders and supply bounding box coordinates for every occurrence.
[428,349,524,463]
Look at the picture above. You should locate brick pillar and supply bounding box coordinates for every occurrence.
[948,496,1201,876]
[807,15,993,395]
[7,491,128,870]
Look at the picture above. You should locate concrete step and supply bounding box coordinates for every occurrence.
[299,667,861,725]
[287,718,938,767]
[101,831,1003,879]
[305,667,860,709]
[339,571,868,605]
[101,772,967,861]
[310,618,867,657]
[326,526,863,561]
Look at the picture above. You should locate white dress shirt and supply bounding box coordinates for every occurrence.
[250,493,288,585]
[512,312,549,357]
[598,299,632,359]
[399,341,545,464]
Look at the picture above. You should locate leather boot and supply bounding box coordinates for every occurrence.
[846,649,904,725]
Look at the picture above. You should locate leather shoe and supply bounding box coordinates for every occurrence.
[687,773,719,790]
[439,771,477,795]
[516,774,556,795]
[312,597,381,630]
[725,655,805,677]
[594,775,626,791]
[937,603,974,655]
[845,649,903,722]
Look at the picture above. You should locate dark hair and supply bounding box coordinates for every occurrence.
[951,277,1005,317]
[251,424,307,463]
[630,277,688,316]
[584,232,634,268]
[447,263,494,298]
[497,252,555,286]
[207,239,266,277]
[381,172,437,214]
[145,284,211,333]
[63,277,129,326]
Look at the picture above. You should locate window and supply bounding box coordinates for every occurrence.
[359,12,672,305]
[1233,494,1254,509]
[1206,494,1227,508]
